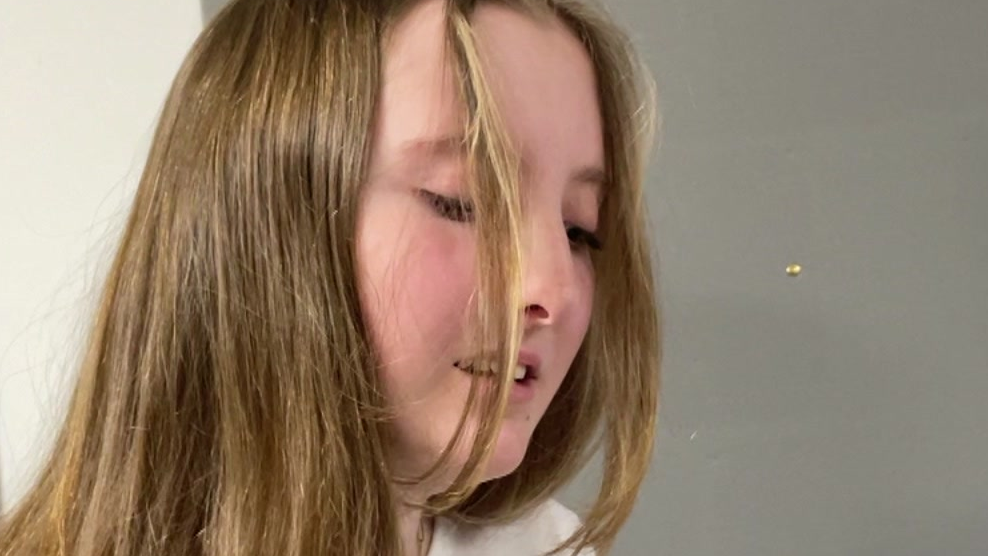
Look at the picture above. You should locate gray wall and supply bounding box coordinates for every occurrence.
[200,0,227,22]
[559,1,988,555]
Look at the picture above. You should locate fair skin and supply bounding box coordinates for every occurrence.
[355,1,604,554]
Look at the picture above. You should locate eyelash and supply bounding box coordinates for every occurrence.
[566,225,603,251]
[419,190,603,252]
[421,190,474,223]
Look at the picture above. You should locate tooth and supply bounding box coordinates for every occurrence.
[456,360,528,380]
[514,365,526,380]
[460,363,494,375]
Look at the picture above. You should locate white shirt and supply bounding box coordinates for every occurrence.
[428,498,596,556]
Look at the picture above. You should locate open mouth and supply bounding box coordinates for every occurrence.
[453,360,536,384]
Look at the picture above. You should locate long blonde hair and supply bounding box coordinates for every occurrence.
[0,1,660,554]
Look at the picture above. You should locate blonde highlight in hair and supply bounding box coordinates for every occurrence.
[0,1,660,555]
[437,3,662,555]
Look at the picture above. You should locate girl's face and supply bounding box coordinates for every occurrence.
[356,0,604,488]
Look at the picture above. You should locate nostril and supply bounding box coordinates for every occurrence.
[525,304,549,320]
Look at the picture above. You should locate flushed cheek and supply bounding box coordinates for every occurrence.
[403,222,476,327]
[410,226,476,312]
[370,222,477,388]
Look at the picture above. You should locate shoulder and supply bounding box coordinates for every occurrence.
[430,498,596,556]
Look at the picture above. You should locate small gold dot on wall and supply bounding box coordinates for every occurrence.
[786,263,803,277]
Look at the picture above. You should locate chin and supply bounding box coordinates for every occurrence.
[479,419,536,481]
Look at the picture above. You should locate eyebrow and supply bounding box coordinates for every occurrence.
[397,134,466,163]
[570,165,607,197]
[398,134,607,194]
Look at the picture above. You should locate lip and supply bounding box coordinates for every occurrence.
[452,350,541,404]
[454,349,542,380]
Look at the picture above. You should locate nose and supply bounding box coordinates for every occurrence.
[520,215,579,329]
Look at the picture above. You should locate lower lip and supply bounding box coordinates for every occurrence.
[509,376,536,403]
[457,368,536,403]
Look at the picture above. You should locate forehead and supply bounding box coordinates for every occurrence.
[371,0,604,192]
[374,0,461,166]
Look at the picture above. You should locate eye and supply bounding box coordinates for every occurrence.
[566,224,603,251]
[419,190,474,223]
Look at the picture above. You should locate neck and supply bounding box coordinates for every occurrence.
[397,501,432,556]
[390,454,447,555]
[394,476,440,556]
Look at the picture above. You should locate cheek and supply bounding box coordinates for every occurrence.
[546,258,595,391]
[571,262,596,349]
[356,208,476,398]
[397,231,476,346]
[570,257,596,328]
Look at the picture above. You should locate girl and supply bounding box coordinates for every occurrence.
[0,0,660,554]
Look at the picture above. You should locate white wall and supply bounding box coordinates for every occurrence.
[0,0,202,509]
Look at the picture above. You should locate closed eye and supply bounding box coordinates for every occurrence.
[419,190,474,223]
[566,224,603,251]
[419,189,601,251]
